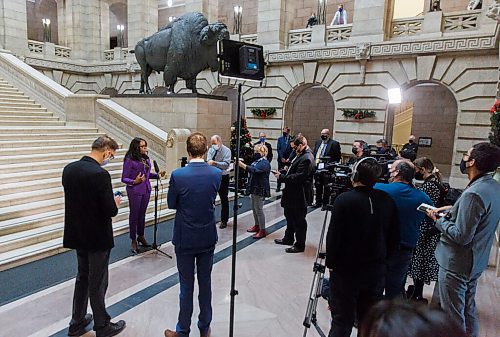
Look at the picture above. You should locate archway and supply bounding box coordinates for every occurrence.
[26,0,58,44]
[387,82,458,178]
[212,85,245,125]
[284,84,335,141]
[109,2,128,48]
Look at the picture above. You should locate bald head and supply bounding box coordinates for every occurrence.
[210,135,222,145]
[390,159,415,183]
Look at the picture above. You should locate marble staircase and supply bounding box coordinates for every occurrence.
[0,77,172,271]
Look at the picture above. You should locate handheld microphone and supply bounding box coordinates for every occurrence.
[153,160,160,174]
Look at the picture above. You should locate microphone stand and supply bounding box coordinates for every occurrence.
[151,172,172,258]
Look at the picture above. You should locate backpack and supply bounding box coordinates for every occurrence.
[438,182,463,206]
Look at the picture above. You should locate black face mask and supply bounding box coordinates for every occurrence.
[253,153,262,161]
[408,139,414,144]
[460,158,471,174]
[415,172,424,180]
[283,132,288,137]
[351,147,358,155]
[321,135,328,141]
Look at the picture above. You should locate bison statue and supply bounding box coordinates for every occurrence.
[134,12,229,94]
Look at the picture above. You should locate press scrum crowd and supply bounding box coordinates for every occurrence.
[60,129,499,337]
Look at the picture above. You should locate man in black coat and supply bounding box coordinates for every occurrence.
[62,135,126,337]
[273,136,315,253]
[326,157,400,337]
[313,129,341,207]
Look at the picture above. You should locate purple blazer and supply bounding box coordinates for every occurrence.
[121,157,159,195]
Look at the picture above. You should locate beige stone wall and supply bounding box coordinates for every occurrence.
[158,6,187,28]
[440,0,474,13]
[217,0,258,34]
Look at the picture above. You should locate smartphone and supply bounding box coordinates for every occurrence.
[417,203,446,217]
[271,170,278,174]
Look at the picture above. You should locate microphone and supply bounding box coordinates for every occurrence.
[153,159,163,187]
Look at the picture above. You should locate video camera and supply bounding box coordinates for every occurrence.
[315,159,353,210]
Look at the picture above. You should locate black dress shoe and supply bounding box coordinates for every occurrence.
[68,313,93,336]
[219,222,227,229]
[95,320,126,337]
[312,203,322,208]
[285,246,305,253]
[274,238,293,245]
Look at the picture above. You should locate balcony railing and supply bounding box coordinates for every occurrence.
[392,17,424,36]
[326,24,352,42]
[288,28,312,46]
[28,40,71,58]
[241,34,257,44]
[103,47,130,61]
[443,10,481,32]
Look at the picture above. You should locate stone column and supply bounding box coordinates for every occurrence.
[257,0,296,51]
[185,0,218,22]
[127,0,158,48]
[0,0,28,55]
[350,0,391,42]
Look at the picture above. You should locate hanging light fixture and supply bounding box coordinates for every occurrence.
[42,18,51,42]
[233,5,243,34]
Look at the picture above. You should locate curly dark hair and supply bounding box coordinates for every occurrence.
[125,137,148,161]
[470,142,500,173]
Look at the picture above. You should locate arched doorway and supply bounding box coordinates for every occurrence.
[284,84,335,141]
[109,2,128,48]
[26,0,58,44]
[212,85,244,125]
[387,82,458,178]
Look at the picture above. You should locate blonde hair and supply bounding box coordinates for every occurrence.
[254,143,268,157]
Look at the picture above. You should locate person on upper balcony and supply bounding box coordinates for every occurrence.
[467,0,482,10]
[306,13,318,28]
[330,4,348,26]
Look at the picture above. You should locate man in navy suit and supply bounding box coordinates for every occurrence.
[165,132,222,337]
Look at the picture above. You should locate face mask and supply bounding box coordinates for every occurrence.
[415,172,424,180]
[253,153,261,161]
[212,144,219,151]
[351,147,358,155]
[321,135,328,141]
[408,139,414,144]
[259,137,265,143]
[389,170,397,182]
[460,158,472,174]
[338,7,343,12]
[283,132,288,137]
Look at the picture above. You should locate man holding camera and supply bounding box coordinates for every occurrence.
[274,136,315,253]
[313,129,341,208]
[326,157,399,337]
[374,160,432,299]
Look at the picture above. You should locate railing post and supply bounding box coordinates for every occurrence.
[421,10,443,37]
[43,42,56,59]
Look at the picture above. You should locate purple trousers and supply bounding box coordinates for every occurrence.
[128,192,150,240]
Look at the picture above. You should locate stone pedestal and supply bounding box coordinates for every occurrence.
[310,25,326,47]
[112,95,232,144]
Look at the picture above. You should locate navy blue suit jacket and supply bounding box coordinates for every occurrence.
[167,161,222,254]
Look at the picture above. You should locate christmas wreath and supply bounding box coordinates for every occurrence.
[340,108,376,120]
[250,107,277,119]
[489,100,500,147]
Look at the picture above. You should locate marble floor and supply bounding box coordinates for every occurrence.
[0,200,498,337]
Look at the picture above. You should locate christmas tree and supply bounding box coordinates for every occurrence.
[230,117,254,163]
[489,100,500,147]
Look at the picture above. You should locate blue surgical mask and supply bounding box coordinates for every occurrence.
[259,137,265,143]
[212,144,220,151]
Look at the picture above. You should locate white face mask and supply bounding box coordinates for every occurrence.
[212,144,220,151]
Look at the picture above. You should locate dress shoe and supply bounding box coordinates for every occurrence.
[68,313,93,336]
[219,222,227,229]
[201,327,211,337]
[95,320,126,337]
[274,238,293,245]
[137,235,151,247]
[253,229,266,239]
[131,240,138,254]
[285,246,305,253]
[164,329,178,337]
[312,203,322,208]
[275,187,281,192]
[246,225,260,233]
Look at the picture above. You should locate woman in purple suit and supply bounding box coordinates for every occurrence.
[122,137,165,253]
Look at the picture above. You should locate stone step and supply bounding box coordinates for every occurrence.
[0,110,52,117]
[0,115,58,122]
[0,88,21,94]
[0,106,47,112]
[0,120,64,127]
[0,193,171,254]
[0,126,98,134]
[0,137,97,149]
[0,101,42,108]
[0,131,99,140]
[0,149,125,166]
[0,208,174,271]
[0,143,92,156]
[0,173,125,201]
[0,93,28,99]
[0,97,34,103]
[0,155,106,174]
[1,161,122,183]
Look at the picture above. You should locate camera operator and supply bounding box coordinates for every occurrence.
[273,136,315,253]
[375,139,397,159]
[313,129,342,208]
[346,140,368,165]
[325,157,399,337]
[374,160,432,299]
[427,142,500,337]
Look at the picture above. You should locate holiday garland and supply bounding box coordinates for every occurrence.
[489,100,500,147]
[250,107,277,119]
[340,108,376,120]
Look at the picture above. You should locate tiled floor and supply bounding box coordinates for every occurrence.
[0,200,498,337]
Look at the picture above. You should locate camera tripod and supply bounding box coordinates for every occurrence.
[302,207,331,337]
